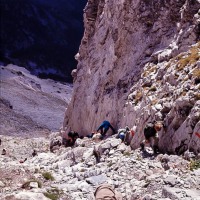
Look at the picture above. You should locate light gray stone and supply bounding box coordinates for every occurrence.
[14,192,49,200]
[29,182,39,189]
[0,181,5,187]
[86,174,108,186]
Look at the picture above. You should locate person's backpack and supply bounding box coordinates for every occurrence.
[144,122,156,140]
[94,184,122,200]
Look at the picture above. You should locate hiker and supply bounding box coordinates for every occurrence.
[96,120,115,139]
[94,184,122,200]
[124,125,136,145]
[62,131,79,147]
[140,121,163,154]
[116,126,130,142]
[50,137,62,152]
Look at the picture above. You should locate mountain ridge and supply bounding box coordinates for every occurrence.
[1,0,87,82]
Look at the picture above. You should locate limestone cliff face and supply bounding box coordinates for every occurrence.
[64,0,200,153]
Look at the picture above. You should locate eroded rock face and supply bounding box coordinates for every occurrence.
[64,0,200,154]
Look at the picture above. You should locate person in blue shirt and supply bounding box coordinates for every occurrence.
[97,120,115,139]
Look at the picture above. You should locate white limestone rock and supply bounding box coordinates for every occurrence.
[13,192,49,200]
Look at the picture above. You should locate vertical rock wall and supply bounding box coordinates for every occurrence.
[63,0,200,153]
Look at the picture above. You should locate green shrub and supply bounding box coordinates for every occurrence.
[44,193,58,200]
[189,159,200,171]
[177,44,200,71]
[123,152,131,157]
[42,172,54,181]
[107,162,113,167]
[149,86,157,92]
[44,188,62,200]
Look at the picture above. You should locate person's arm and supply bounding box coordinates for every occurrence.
[97,124,103,132]
[109,124,115,134]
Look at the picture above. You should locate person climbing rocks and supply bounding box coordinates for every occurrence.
[116,126,130,142]
[50,137,62,152]
[124,125,136,145]
[62,131,79,147]
[96,120,115,140]
[140,121,163,154]
[68,131,79,145]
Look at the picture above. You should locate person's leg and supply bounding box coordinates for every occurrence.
[103,126,109,136]
[154,134,159,154]
[140,139,146,150]
[99,127,109,140]
[98,127,103,135]
[124,131,130,145]
[150,135,159,154]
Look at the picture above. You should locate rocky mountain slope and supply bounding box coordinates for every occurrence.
[64,0,200,154]
[1,0,87,82]
[0,64,72,137]
[0,134,200,200]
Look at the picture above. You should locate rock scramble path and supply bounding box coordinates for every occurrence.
[0,134,200,200]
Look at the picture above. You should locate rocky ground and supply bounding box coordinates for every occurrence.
[0,133,199,200]
[0,64,72,137]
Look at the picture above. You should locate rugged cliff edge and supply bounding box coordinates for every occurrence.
[63,0,200,154]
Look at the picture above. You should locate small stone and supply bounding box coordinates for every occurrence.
[164,175,178,186]
[0,181,5,187]
[86,174,108,186]
[2,149,6,155]
[29,181,39,188]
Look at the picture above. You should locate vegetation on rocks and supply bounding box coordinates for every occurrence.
[44,188,62,200]
[42,172,55,181]
[177,43,200,71]
[189,159,200,171]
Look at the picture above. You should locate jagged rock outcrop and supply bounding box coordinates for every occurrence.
[63,0,200,154]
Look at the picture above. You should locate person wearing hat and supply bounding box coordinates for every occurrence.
[116,126,130,142]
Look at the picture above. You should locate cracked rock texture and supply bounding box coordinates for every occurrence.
[64,0,200,154]
[0,135,200,200]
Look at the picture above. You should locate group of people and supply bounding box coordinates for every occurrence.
[62,120,163,155]
[62,120,115,147]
